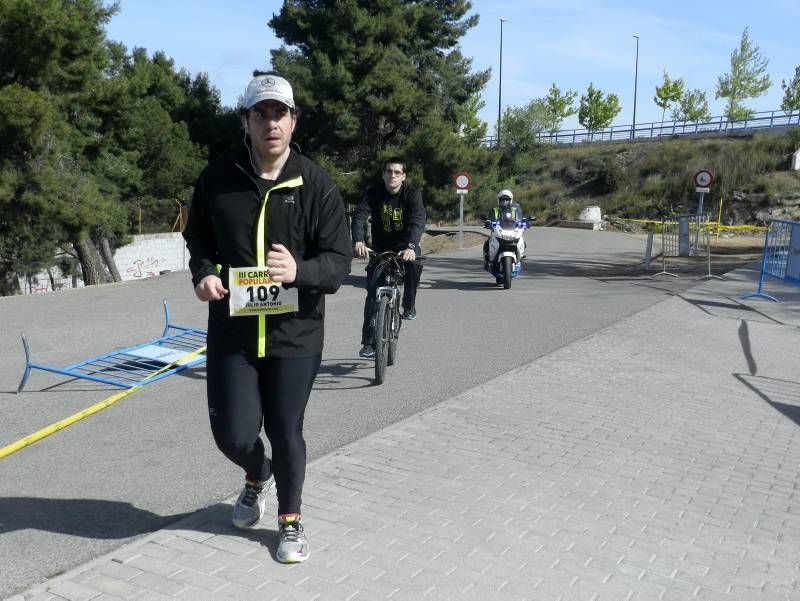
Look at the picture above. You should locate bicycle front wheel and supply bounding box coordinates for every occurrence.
[387,301,400,366]
[373,296,390,384]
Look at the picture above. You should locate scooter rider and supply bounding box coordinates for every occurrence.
[483,188,525,270]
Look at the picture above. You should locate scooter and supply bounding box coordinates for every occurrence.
[483,214,532,289]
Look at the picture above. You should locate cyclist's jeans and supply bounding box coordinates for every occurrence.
[207,347,321,515]
[361,259,422,344]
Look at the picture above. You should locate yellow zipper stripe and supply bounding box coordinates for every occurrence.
[254,175,303,357]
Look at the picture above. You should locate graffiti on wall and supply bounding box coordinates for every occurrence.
[126,257,161,279]
[20,233,187,294]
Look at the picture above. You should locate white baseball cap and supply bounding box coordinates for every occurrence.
[243,74,295,110]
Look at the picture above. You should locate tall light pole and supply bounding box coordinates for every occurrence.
[632,34,639,140]
[496,18,508,147]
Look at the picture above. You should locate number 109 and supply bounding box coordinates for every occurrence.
[246,285,280,302]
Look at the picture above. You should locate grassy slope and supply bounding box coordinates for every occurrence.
[511,128,800,226]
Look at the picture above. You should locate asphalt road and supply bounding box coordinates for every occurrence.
[0,227,704,599]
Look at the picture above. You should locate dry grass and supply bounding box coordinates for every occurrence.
[420,231,485,255]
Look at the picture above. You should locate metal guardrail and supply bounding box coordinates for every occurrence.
[741,219,800,302]
[649,213,720,280]
[483,108,800,146]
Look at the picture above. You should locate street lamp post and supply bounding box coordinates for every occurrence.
[632,34,639,140]
[496,18,508,147]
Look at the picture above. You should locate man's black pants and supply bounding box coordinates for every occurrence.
[206,345,320,515]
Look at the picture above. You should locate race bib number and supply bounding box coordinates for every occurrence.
[228,267,299,317]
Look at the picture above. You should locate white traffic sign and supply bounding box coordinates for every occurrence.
[694,170,714,188]
[453,172,471,190]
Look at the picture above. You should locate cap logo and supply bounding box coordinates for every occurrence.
[244,74,295,110]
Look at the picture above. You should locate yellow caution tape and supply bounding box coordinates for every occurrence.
[0,345,206,460]
[613,218,766,233]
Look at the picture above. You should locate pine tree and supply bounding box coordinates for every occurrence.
[267,0,492,216]
[0,1,215,292]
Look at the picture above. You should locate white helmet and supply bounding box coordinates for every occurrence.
[497,189,513,206]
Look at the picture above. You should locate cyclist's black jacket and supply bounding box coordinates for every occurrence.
[351,182,426,254]
[183,147,352,358]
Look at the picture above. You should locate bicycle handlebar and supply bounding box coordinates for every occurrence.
[362,248,425,261]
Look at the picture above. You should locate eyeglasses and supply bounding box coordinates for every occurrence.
[384,169,404,176]
[499,196,511,201]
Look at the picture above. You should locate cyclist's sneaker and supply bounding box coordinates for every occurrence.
[276,514,309,563]
[359,344,375,358]
[232,478,270,529]
[401,307,417,320]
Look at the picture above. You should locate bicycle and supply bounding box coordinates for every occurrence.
[367,251,405,385]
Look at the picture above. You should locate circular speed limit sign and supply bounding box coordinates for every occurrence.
[453,172,471,190]
[694,170,714,188]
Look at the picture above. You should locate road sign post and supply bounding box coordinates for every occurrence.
[693,170,715,249]
[453,172,471,250]
[693,170,714,215]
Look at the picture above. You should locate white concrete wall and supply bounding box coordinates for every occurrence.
[19,233,189,294]
[113,233,189,281]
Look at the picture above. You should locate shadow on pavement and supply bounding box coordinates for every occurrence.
[735,373,800,427]
[425,254,647,277]
[2,364,208,396]
[678,293,784,325]
[164,502,281,560]
[0,497,191,539]
[315,358,374,390]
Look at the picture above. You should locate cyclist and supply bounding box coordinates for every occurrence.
[352,157,426,358]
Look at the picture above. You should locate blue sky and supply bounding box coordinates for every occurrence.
[105,0,800,132]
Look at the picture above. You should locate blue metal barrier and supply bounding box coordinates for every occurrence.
[741,219,800,302]
[17,300,207,392]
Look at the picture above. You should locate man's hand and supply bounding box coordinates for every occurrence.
[195,275,228,302]
[266,243,297,284]
[354,241,371,259]
[398,248,416,262]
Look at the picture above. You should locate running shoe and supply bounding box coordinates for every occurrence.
[276,514,309,563]
[232,479,270,529]
[359,344,375,358]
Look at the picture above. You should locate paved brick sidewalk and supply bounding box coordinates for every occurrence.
[10,274,800,601]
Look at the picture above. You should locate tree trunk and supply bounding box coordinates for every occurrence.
[0,268,22,296]
[72,238,112,286]
[99,236,122,282]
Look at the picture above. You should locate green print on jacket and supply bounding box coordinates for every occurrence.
[381,205,405,232]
